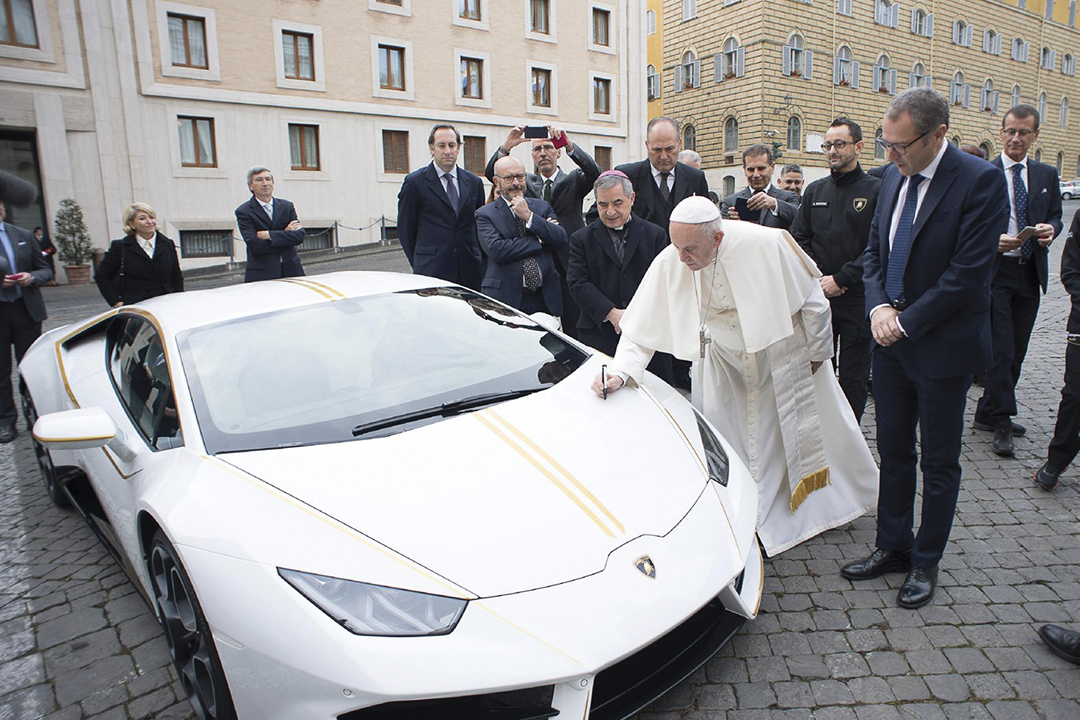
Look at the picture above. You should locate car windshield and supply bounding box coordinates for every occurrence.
[177,287,588,453]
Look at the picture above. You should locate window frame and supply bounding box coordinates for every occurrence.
[156,1,220,82]
[462,135,487,176]
[177,115,217,168]
[0,0,38,48]
[787,116,802,151]
[369,0,411,16]
[452,0,489,30]
[589,71,616,121]
[370,36,414,101]
[288,123,321,172]
[273,19,325,92]
[382,129,410,176]
[454,48,491,108]
[106,316,184,452]
[527,0,556,43]
[724,116,739,154]
[589,3,615,54]
[527,62,558,115]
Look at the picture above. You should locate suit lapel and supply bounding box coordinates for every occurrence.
[622,218,642,265]
[909,154,958,244]
[426,164,456,213]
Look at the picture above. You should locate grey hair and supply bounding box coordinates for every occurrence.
[593,173,634,197]
[697,216,724,239]
[780,163,803,175]
[246,166,272,185]
[678,149,702,165]
[885,87,950,135]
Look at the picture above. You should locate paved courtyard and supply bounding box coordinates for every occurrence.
[2,232,1080,720]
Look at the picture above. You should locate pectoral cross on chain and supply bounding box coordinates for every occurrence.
[699,328,711,359]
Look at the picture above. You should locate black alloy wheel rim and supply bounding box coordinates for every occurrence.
[20,389,64,505]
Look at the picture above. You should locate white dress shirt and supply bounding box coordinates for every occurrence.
[1000,152,1029,256]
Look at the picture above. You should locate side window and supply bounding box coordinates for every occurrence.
[107,317,183,450]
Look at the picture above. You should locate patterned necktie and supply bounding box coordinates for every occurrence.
[444,173,459,212]
[885,174,924,302]
[544,179,552,202]
[515,214,542,291]
[1013,164,1033,261]
[263,202,273,219]
[659,172,672,203]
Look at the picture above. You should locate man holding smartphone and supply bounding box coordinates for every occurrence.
[720,144,800,230]
[973,105,1063,456]
[0,201,52,443]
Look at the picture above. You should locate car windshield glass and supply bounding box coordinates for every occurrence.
[177,287,588,453]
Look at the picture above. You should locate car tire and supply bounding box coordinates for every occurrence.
[147,530,238,720]
[1064,192,1073,200]
[19,380,70,508]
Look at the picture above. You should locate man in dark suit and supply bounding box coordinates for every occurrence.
[721,144,800,229]
[485,126,601,335]
[973,105,1063,456]
[841,88,1008,608]
[475,156,568,316]
[398,124,486,290]
[234,166,305,282]
[0,201,52,442]
[616,116,710,231]
[567,171,672,383]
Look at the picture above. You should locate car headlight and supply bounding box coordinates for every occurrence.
[694,410,730,486]
[279,568,468,636]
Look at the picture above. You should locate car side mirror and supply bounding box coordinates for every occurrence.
[529,312,562,333]
[33,407,118,451]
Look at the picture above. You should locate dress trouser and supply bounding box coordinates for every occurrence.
[975,259,1040,429]
[830,298,872,422]
[0,298,42,429]
[518,287,550,315]
[873,345,971,569]
[1048,334,1080,471]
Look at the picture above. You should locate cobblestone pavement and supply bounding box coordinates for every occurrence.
[3,231,1080,719]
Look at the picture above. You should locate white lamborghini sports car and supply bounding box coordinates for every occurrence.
[19,272,762,720]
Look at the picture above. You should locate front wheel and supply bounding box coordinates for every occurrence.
[19,380,69,508]
[1064,192,1073,200]
[147,530,237,720]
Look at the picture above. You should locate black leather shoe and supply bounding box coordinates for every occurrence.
[0,425,15,444]
[841,548,912,580]
[1038,624,1080,664]
[897,565,938,609]
[973,418,1026,436]
[1035,463,1063,491]
[992,427,1014,456]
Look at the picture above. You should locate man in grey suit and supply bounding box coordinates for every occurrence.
[721,144,800,229]
[485,125,601,336]
[0,201,52,442]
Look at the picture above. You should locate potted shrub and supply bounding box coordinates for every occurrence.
[53,198,93,285]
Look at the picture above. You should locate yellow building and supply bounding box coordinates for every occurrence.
[648,0,665,117]
[661,0,1080,194]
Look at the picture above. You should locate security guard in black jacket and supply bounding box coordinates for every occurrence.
[791,117,881,421]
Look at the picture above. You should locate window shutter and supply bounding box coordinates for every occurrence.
[1051,49,1057,67]
[804,50,813,78]
[851,60,860,88]
[909,71,917,86]
[714,53,723,82]
[964,25,973,46]
[926,13,933,36]
[889,68,897,93]
[891,3,900,27]
[693,60,701,88]
[736,47,745,76]
[953,21,960,44]
[993,90,1000,113]
[963,84,971,108]
[873,65,881,88]
[782,45,792,75]
[1023,41,1030,61]
[833,56,841,84]
[675,66,683,91]
[983,29,991,51]
[911,8,918,32]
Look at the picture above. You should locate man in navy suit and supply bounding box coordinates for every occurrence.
[0,201,52,443]
[973,105,1063,456]
[720,144,801,230]
[841,88,1009,608]
[475,156,567,316]
[398,124,486,290]
[567,171,672,383]
[234,166,305,282]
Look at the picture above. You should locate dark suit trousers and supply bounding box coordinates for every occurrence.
[874,345,970,568]
[831,300,872,422]
[1048,335,1080,471]
[519,288,550,315]
[975,260,1040,428]
[578,326,674,385]
[0,298,42,428]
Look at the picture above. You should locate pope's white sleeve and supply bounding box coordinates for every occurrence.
[800,281,834,363]
[610,335,656,386]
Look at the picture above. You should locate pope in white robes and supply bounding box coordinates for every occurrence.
[592,196,878,556]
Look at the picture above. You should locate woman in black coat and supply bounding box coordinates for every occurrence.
[95,203,184,307]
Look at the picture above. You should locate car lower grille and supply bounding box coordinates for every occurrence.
[338,685,557,720]
[588,596,747,720]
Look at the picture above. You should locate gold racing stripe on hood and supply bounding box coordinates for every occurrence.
[278,277,346,300]
[474,410,622,538]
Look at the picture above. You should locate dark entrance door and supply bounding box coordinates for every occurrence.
[0,128,47,233]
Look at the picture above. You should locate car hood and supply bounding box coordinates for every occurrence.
[219,366,713,598]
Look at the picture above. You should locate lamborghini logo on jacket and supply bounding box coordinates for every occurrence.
[853,198,868,212]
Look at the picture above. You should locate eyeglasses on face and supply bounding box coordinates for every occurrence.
[876,130,929,156]
[496,173,527,182]
[821,140,851,151]
[1002,128,1035,138]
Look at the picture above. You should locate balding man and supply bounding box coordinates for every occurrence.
[475,156,568,316]
[617,117,710,231]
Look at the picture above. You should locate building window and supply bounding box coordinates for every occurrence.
[646,9,656,34]
[678,50,699,89]
[875,0,899,27]
[1076,155,1080,177]
[1012,84,1021,108]
[377,0,402,5]
[1048,0,1056,18]
[724,116,739,153]
[873,54,896,94]
[0,0,38,47]
[723,176,735,196]
[909,61,928,88]
[983,29,1002,55]
[646,63,660,100]
[1065,54,1078,75]
[950,71,969,107]
[1041,47,1056,70]
[952,20,972,47]
[787,116,801,150]
[716,37,744,80]
[458,0,480,21]
[910,8,933,37]
[682,0,696,20]
[289,124,320,171]
[463,135,486,176]
[595,146,612,171]
[1012,38,1029,62]
[1071,0,1077,26]
[532,67,551,107]
[837,0,852,16]
[834,46,858,87]
[783,34,812,78]
[530,0,549,33]
[282,30,314,81]
[382,130,408,174]
[1035,149,1042,163]
[875,128,886,159]
[178,116,216,168]
[980,141,994,158]
[1058,151,1065,174]
[592,8,609,46]
[683,125,696,151]
[593,77,611,114]
[179,230,231,258]
[1062,97,1069,126]
[1039,92,1047,119]
[378,44,405,90]
[981,79,998,112]
[167,13,207,68]
[461,56,483,99]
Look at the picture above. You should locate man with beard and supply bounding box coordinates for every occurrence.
[721,144,800,229]
[791,118,881,421]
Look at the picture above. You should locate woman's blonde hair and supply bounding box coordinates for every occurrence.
[122,202,156,236]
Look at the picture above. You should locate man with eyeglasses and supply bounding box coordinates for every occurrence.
[842,88,1008,609]
[475,156,568,317]
[485,125,602,336]
[972,105,1063,457]
[791,118,881,422]
[720,144,800,230]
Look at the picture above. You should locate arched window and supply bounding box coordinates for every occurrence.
[835,45,857,86]
[721,37,742,78]
[646,10,656,34]
[1011,84,1021,109]
[910,61,927,88]
[1042,47,1056,70]
[875,128,886,160]
[911,8,931,37]
[787,116,802,150]
[981,78,997,112]
[684,124,697,151]
[873,54,895,93]
[724,116,739,153]
[783,33,808,77]
[723,175,736,196]
[681,50,699,89]
[1076,155,1080,177]
[1058,152,1065,174]
[1039,91,1048,119]
[950,71,967,106]
[950,136,961,147]
[1071,0,1077,26]
[646,64,659,100]
[980,141,994,159]
[1036,148,1043,163]
[1062,97,1070,126]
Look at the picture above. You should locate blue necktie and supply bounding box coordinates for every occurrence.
[885,174,924,302]
[1013,164,1033,261]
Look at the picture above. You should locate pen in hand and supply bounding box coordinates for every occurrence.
[601,364,607,401]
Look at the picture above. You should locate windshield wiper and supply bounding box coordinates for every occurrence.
[352,388,545,437]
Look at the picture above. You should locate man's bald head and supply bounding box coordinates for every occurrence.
[493,156,528,199]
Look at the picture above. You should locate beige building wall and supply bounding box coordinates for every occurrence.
[0,0,646,276]
[662,0,1080,194]
[648,0,665,117]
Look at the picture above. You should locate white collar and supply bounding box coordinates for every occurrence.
[650,164,675,181]
[1000,152,1028,171]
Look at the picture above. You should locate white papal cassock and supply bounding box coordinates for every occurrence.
[612,219,878,556]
